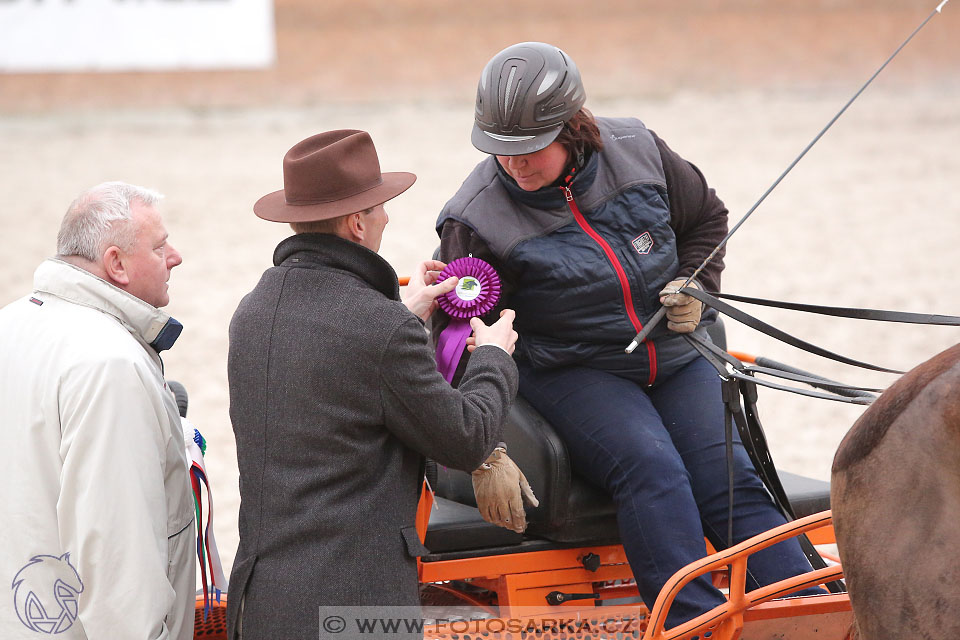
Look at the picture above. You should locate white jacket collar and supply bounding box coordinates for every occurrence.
[33,258,182,351]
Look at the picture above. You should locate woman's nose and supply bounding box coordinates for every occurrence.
[506,156,525,170]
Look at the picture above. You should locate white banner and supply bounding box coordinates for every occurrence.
[0,0,275,72]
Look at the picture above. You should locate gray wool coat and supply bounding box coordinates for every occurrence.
[225,233,517,640]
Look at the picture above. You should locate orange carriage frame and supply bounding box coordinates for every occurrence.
[415,486,851,640]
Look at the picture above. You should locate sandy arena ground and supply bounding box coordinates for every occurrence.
[1,1,958,580]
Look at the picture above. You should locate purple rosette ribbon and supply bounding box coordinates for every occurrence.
[435,257,501,383]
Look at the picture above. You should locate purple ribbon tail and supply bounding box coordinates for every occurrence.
[435,318,473,383]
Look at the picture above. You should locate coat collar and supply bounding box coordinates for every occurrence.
[33,258,182,352]
[273,233,401,301]
[493,149,599,210]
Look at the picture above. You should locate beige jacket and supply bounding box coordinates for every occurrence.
[0,259,195,639]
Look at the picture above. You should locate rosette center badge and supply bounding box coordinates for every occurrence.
[455,276,482,301]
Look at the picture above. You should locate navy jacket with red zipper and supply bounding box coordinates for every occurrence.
[435,117,728,387]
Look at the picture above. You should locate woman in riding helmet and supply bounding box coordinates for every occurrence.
[435,41,821,627]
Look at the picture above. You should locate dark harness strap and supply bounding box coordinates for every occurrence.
[685,333,846,593]
[683,288,960,373]
[686,327,878,405]
[685,333,800,520]
[710,292,960,326]
[678,288,903,374]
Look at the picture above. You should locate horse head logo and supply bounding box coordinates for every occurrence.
[11,553,84,634]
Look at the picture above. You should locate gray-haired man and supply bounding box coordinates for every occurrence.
[0,182,195,639]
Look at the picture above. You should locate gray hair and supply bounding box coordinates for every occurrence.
[56,181,163,261]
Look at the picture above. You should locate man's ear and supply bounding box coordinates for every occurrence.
[342,213,365,243]
[102,246,130,286]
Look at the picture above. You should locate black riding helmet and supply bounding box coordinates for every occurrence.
[472,42,586,156]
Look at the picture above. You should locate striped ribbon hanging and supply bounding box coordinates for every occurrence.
[184,425,228,620]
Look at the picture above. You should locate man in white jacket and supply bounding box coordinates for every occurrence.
[0,182,195,639]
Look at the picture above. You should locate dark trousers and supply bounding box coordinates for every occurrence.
[518,356,817,628]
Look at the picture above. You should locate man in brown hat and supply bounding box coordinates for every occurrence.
[226,130,519,639]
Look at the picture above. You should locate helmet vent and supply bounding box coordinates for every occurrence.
[537,69,559,96]
[502,65,519,123]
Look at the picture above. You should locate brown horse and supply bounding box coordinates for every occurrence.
[832,343,960,639]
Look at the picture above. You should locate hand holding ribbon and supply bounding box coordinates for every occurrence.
[435,256,503,382]
[402,259,458,321]
[466,310,518,354]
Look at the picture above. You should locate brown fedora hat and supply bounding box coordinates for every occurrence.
[254,130,416,223]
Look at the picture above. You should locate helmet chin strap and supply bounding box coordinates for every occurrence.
[575,147,586,171]
[555,144,588,188]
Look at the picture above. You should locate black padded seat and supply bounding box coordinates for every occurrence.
[424,496,523,553]
[778,470,831,519]
[424,471,831,560]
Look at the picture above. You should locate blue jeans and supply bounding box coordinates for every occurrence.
[518,356,817,628]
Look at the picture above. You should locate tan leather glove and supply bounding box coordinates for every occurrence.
[471,448,539,533]
[659,279,703,333]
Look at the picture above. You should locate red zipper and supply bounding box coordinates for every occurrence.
[563,186,658,385]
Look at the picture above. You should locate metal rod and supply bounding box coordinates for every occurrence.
[625,0,950,354]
